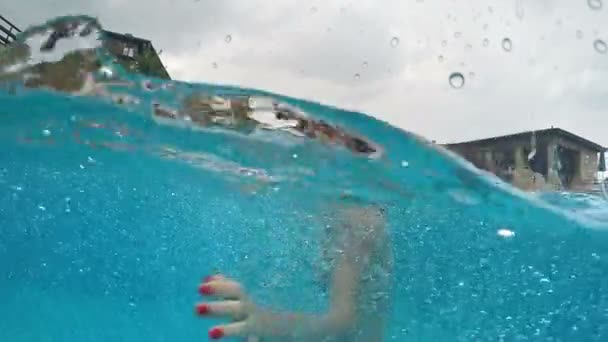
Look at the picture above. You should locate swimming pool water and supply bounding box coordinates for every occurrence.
[1,15,608,341]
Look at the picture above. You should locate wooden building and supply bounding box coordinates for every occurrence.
[101,30,171,80]
[444,128,606,191]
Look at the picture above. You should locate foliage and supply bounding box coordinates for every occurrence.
[133,48,169,79]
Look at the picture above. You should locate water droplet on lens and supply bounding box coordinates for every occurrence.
[577,30,584,39]
[516,0,525,19]
[441,40,447,47]
[354,73,360,80]
[502,38,513,51]
[438,55,444,62]
[390,37,400,47]
[468,71,476,79]
[212,62,218,69]
[483,23,489,31]
[362,61,368,68]
[449,72,465,89]
[454,32,462,38]
[224,35,232,43]
[483,38,489,47]
[465,43,472,50]
[588,0,603,10]
[594,39,607,54]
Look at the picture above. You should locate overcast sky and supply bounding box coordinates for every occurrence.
[5,0,608,145]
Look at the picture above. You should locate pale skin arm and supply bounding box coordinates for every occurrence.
[195,207,384,340]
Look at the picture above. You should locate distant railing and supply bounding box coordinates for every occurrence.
[0,14,21,46]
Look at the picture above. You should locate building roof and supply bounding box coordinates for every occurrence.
[444,128,606,152]
[102,30,152,46]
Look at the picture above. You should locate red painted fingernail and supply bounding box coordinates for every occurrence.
[195,303,210,315]
[209,327,224,340]
[199,284,214,295]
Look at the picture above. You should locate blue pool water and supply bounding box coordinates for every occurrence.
[1,16,608,341]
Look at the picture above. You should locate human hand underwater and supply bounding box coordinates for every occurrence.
[195,274,260,340]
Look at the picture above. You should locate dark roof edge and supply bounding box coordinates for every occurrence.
[102,30,151,44]
[444,128,606,152]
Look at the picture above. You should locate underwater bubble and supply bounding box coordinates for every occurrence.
[42,129,51,136]
[483,38,489,47]
[497,228,515,238]
[593,39,607,54]
[448,72,465,89]
[401,160,409,168]
[502,38,513,51]
[224,35,232,43]
[588,0,603,10]
[38,205,46,211]
[292,154,298,159]
[390,36,400,47]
